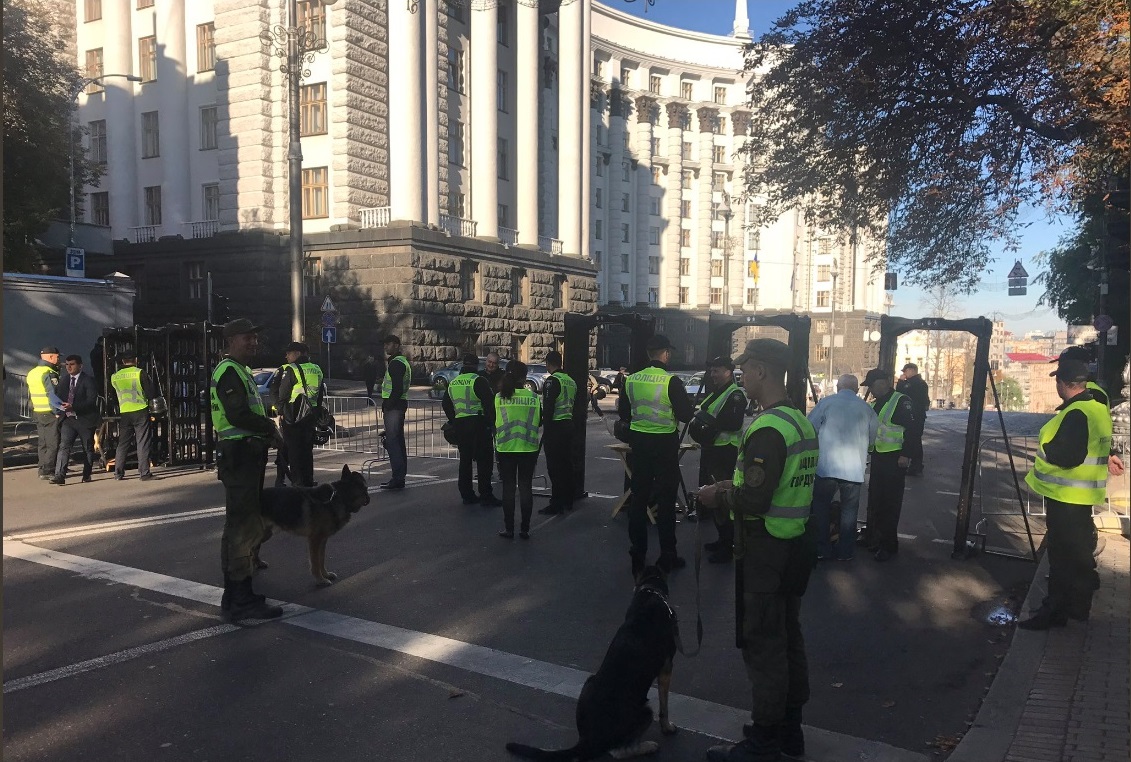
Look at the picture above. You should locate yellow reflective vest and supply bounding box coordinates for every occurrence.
[1025,397,1112,506]
[626,367,676,434]
[210,359,267,441]
[27,363,60,414]
[111,366,148,413]
[448,372,485,418]
[494,389,541,453]
[873,391,907,453]
[732,406,818,539]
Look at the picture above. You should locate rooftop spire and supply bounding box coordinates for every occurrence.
[733,0,751,38]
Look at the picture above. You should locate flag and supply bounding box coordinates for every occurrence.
[748,254,759,282]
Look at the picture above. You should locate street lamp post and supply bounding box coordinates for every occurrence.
[719,191,733,315]
[828,256,839,388]
[261,0,337,342]
[69,74,142,246]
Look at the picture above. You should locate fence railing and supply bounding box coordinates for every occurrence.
[129,225,159,243]
[439,213,477,238]
[183,220,220,239]
[4,372,30,421]
[359,206,392,228]
[498,226,519,246]
[538,235,563,255]
[316,396,458,461]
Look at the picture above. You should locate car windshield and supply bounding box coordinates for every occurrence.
[253,371,274,385]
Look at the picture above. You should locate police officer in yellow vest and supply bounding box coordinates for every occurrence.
[617,334,696,575]
[277,341,326,488]
[697,339,819,762]
[538,351,578,515]
[380,335,411,490]
[110,350,160,481]
[27,345,65,480]
[860,367,918,562]
[442,353,499,505]
[210,319,283,622]
[1050,346,1126,477]
[494,361,542,539]
[1018,358,1113,630]
[692,356,748,564]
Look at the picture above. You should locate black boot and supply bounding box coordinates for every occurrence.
[777,707,805,760]
[707,723,781,762]
[223,578,282,622]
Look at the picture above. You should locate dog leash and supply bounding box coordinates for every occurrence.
[673,491,703,658]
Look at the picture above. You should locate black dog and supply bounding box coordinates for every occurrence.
[254,464,370,586]
[506,566,679,761]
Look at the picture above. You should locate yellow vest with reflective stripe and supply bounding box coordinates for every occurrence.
[381,355,411,400]
[549,372,577,421]
[111,366,148,413]
[1025,398,1112,506]
[626,367,676,434]
[702,382,745,448]
[494,389,541,453]
[732,406,818,539]
[210,359,267,440]
[448,373,484,418]
[27,364,59,413]
[286,362,324,404]
[1086,381,1109,408]
[873,391,906,453]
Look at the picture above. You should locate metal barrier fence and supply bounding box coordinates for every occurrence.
[316,396,459,461]
[4,372,30,421]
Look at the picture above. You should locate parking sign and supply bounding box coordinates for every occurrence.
[65,247,85,278]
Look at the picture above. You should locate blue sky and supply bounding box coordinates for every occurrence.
[614,0,1078,335]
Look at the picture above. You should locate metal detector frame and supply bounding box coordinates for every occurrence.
[563,311,656,500]
[706,313,813,410]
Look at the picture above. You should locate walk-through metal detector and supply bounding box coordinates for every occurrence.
[563,311,655,499]
[706,313,813,410]
[878,315,1035,560]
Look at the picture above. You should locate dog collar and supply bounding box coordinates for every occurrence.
[635,584,675,621]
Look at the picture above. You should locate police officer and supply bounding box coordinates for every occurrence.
[442,354,499,506]
[895,363,930,476]
[1049,346,1125,476]
[697,339,818,762]
[277,341,326,488]
[694,356,748,564]
[27,345,64,480]
[859,367,918,562]
[210,319,283,621]
[494,361,542,539]
[380,335,411,490]
[617,335,695,575]
[538,350,577,515]
[110,350,160,481]
[1018,358,1113,630]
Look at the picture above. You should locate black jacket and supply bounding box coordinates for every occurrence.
[896,374,931,417]
[60,371,101,427]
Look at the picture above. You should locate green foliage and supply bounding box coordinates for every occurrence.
[996,376,1025,412]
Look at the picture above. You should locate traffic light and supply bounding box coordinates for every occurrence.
[1104,174,1130,271]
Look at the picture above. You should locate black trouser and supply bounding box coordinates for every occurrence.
[498,451,537,533]
[864,452,906,553]
[1043,499,1099,617]
[543,419,574,508]
[700,443,738,545]
[454,416,494,499]
[55,417,96,480]
[628,431,680,560]
[281,422,316,487]
[905,414,926,472]
[217,438,269,582]
[115,409,153,477]
[35,411,61,477]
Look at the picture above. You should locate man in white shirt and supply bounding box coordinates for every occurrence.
[806,374,879,560]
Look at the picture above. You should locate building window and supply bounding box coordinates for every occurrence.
[448,120,464,165]
[620,67,631,87]
[197,23,216,72]
[304,257,322,297]
[713,171,727,189]
[512,270,525,305]
[680,229,691,247]
[818,237,834,256]
[595,220,603,240]
[85,0,102,22]
[497,3,509,45]
[815,319,829,333]
[648,256,660,274]
[622,161,630,182]
[711,230,724,249]
[682,170,693,190]
[649,197,660,215]
[202,183,220,221]
[444,0,465,22]
[297,0,326,41]
[447,48,465,92]
[817,264,831,282]
[621,252,630,272]
[301,167,329,218]
[816,346,830,362]
[680,199,691,217]
[141,111,160,158]
[680,111,692,130]
[620,284,630,303]
[186,261,205,301]
[714,86,726,105]
[650,136,661,156]
[462,261,480,302]
[88,120,107,164]
[711,259,724,277]
[621,223,630,243]
[715,116,727,135]
[649,74,661,95]
[594,58,605,78]
[84,49,104,92]
[497,69,508,112]
[713,145,727,164]
[497,137,509,179]
[651,166,662,184]
[649,227,660,246]
[648,287,659,304]
[300,83,327,136]
[623,131,630,150]
[679,257,690,275]
[621,193,630,212]
[595,188,603,208]
[815,290,831,308]
[682,142,692,160]
[680,81,692,100]
[139,36,157,82]
[746,287,758,305]
[199,105,218,150]
[144,185,162,225]
[90,192,110,226]
[710,287,722,305]
[596,158,604,177]
[137,0,154,8]
[679,286,689,304]
[747,229,761,250]
[497,204,509,228]
[449,192,465,218]
[593,251,602,267]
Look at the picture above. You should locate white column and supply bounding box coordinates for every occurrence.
[103,0,137,237]
[424,0,439,226]
[470,4,498,238]
[556,0,583,256]
[388,1,424,223]
[157,0,189,233]
[515,0,539,246]
[579,0,592,260]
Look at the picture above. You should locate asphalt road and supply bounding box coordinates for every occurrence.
[2,408,1043,761]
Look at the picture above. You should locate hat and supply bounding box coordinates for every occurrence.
[118,350,137,361]
[544,350,563,366]
[1051,345,1092,364]
[461,353,479,367]
[862,368,892,387]
[1052,358,1089,382]
[706,355,735,371]
[733,339,792,371]
[284,341,308,354]
[383,334,401,345]
[222,318,262,338]
[40,345,60,355]
[646,334,673,352]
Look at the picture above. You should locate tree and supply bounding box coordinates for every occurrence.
[739,0,1130,292]
[3,0,96,270]
[996,376,1025,412]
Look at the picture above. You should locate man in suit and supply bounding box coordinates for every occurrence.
[52,355,101,484]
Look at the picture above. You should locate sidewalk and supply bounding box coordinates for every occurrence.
[949,529,1130,762]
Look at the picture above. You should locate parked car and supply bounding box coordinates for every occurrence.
[429,357,551,395]
[252,367,281,413]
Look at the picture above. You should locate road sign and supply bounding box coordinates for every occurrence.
[322,326,337,344]
[1094,314,1114,333]
[1007,260,1028,296]
[321,311,338,328]
[65,247,85,278]
[320,296,336,313]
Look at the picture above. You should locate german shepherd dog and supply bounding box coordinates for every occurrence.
[254,464,370,586]
[506,566,679,761]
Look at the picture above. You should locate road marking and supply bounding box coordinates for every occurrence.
[585,493,618,500]
[596,457,621,461]
[897,533,917,541]
[5,507,226,542]
[937,491,961,496]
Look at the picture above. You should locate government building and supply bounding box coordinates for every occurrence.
[67,0,888,378]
